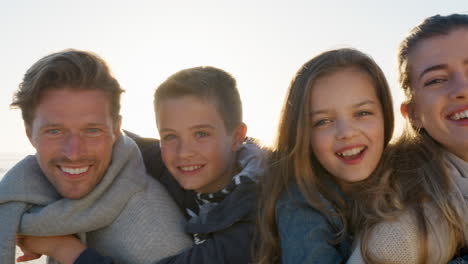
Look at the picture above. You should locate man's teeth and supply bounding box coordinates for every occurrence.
[180,165,202,172]
[450,110,468,120]
[61,166,89,175]
[338,147,365,157]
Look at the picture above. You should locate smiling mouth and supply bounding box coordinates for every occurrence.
[179,165,204,172]
[59,166,90,175]
[448,109,468,121]
[336,146,366,159]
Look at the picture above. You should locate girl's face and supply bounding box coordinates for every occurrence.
[309,67,385,189]
[406,28,468,161]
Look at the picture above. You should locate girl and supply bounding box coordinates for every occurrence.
[255,48,395,263]
[347,13,468,264]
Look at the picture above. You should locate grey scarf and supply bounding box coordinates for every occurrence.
[0,135,191,264]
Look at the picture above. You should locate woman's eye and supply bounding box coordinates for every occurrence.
[424,78,446,87]
[195,131,209,138]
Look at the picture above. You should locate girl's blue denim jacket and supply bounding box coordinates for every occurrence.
[276,184,351,264]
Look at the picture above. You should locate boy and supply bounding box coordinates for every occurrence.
[21,66,264,264]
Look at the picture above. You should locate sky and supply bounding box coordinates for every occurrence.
[0,0,466,155]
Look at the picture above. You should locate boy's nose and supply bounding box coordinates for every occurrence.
[178,140,196,159]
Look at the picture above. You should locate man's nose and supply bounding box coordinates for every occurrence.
[62,133,85,161]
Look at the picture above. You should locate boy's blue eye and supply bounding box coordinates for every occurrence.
[162,134,177,141]
[195,131,209,138]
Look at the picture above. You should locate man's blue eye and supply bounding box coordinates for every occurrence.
[46,129,61,135]
[195,131,209,138]
[85,128,103,137]
[87,128,101,133]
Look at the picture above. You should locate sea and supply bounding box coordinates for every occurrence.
[0,153,47,264]
[0,153,27,179]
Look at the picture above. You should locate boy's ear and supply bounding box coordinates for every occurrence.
[400,103,422,128]
[231,123,247,151]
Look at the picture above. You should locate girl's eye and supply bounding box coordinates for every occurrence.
[424,78,446,87]
[313,119,332,127]
[195,131,209,138]
[356,111,372,117]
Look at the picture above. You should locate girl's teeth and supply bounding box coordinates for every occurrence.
[450,110,468,120]
[339,147,365,157]
[61,166,89,174]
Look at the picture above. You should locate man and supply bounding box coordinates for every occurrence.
[0,49,192,264]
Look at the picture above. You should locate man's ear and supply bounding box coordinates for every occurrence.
[231,123,247,151]
[25,122,35,147]
[400,103,422,128]
[114,115,122,138]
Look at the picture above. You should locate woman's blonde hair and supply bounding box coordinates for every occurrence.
[352,13,468,263]
[254,48,394,264]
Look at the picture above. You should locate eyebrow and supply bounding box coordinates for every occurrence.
[159,124,215,133]
[190,124,215,130]
[310,100,377,116]
[418,64,447,81]
[418,59,468,81]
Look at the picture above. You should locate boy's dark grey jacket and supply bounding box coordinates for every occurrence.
[75,131,263,264]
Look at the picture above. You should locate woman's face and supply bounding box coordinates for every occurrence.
[309,67,385,189]
[406,28,468,161]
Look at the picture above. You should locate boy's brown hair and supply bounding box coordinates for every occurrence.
[154,66,242,133]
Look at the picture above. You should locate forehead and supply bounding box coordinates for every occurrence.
[156,95,225,127]
[33,88,113,125]
[310,68,378,108]
[408,28,468,78]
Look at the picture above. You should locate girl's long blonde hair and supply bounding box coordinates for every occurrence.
[254,48,394,264]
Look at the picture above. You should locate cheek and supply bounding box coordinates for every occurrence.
[91,139,114,156]
[310,130,330,153]
[160,147,173,163]
[367,121,385,151]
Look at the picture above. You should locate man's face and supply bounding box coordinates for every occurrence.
[27,88,120,199]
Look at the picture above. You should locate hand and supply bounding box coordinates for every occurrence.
[16,234,86,264]
[16,235,42,262]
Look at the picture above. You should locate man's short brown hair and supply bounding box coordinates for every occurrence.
[11,49,124,126]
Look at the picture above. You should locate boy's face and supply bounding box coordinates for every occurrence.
[157,95,246,194]
[407,28,468,161]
